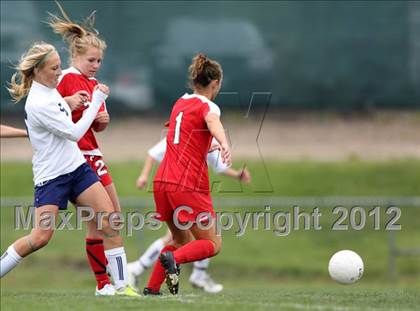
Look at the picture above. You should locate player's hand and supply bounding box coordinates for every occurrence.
[136,174,148,190]
[95,111,110,124]
[64,90,89,111]
[221,143,232,166]
[94,83,110,95]
[239,166,251,184]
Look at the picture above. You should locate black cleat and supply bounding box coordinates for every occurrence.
[143,287,162,296]
[159,251,180,295]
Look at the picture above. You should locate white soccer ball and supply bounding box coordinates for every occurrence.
[328,250,364,284]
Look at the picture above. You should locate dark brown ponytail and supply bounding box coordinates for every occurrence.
[188,53,222,88]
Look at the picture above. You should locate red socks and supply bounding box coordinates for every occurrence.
[173,240,215,264]
[146,240,215,292]
[85,238,111,290]
[147,245,177,292]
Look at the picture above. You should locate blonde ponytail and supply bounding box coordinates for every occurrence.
[48,2,106,61]
[7,42,56,103]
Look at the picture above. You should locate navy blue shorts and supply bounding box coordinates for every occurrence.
[34,162,100,210]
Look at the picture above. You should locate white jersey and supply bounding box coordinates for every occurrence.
[148,137,229,173]
[24,81,86,186]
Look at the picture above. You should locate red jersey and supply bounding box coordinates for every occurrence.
[57,67,105,156]
[154,93,221,192]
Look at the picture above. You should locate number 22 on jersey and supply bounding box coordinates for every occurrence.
[173,111,183,145]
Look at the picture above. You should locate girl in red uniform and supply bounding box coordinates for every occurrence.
[144,53,231,295]
[48,6,138,296]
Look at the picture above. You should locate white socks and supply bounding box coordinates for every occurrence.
[192,258,210,279]
[1,245,22,278]
[105,247,128,290]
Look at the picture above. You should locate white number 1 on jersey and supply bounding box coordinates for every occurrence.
[173,111,183,144]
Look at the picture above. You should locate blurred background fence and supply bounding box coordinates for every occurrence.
[1,0,420,117]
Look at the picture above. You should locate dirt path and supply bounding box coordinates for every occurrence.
[1,113,419,162]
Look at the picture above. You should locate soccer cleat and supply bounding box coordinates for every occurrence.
[159,251,180,295]
[143,287,162,296]
[116,285,141,297]
[190,273,223,293]
[95,283,116,296]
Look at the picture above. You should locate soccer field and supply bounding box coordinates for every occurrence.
[2,0,420,309]
[1,160,420,310]
[2,286,419,311]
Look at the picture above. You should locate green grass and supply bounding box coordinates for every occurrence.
[2,159,420,197]
[1,287,419,311]
[1,160,420,310]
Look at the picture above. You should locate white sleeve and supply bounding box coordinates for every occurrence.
[36,90,107,142]
[148,138,167,162]
[205,101,221,117]
[207,149,229,173]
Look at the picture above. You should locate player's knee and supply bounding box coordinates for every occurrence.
[100,214,111,229]
[86,221,101,237]
[162,231,173,244]
[31,231,53,249]
[36,236,50,249]
[99,215,120,237]
[172,237,190,248]
[183,234,194,245]
[211,238,222,255]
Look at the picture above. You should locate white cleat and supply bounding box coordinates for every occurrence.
[95,283,116,296]
[189,273,223,294]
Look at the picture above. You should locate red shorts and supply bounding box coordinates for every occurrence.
[84,155,113,187]
[153,182,215,223]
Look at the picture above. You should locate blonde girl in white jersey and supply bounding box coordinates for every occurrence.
[0,42,126,296]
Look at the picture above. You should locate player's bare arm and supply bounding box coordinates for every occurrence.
[0,124,28,138]
[205,113,231,166]
[221,166,251,183]
[136,155,157,189]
